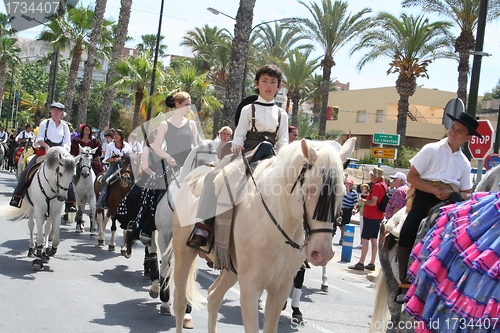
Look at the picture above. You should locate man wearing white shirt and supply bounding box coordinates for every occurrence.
[15,124,35,147]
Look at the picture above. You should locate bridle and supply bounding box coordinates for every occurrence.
[28,159,71,216]
[78,153,92,179]
[244,158,336,251]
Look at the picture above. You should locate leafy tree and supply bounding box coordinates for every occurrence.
[137,34,167,59]
[402,0,500,107]
[297,0,371,136]
[0,14,20,109]
[113,51,155,129]
[303,73,337,124]
[19,91,47,125]
[18,58,50,96]
[351,13,455,146]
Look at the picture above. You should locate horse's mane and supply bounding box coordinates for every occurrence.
[45,147,75,173]
[253,140,344,223]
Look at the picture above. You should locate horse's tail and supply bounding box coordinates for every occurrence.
[161,239,205,309]
[369,269,390,333]
[0,200,29,220]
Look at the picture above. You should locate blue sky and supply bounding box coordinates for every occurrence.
[4,0,500,95]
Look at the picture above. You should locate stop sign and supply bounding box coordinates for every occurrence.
[468,120,494,159]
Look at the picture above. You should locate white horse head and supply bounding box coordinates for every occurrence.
[75,145,97,179]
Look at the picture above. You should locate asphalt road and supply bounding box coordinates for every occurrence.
[0,169,379,332]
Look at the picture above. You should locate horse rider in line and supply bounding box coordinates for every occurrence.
[9,103,77,213]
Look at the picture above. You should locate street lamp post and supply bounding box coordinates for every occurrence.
[146,0,165,123]
[206,7,293,99]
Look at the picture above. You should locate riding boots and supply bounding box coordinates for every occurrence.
[186,219,214,251]
[395,245,413,304]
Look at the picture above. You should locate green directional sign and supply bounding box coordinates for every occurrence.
[373,133,400,145]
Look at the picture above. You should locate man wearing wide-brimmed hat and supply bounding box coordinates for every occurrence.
[395,112,482,303]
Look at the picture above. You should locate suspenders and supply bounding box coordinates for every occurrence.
[250,103,282,136]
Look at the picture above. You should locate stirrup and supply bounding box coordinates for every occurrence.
[186,226,214,254]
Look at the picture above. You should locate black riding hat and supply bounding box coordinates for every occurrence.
[446,112,482,138]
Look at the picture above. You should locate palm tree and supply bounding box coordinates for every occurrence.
[277,49,320,127]
[402,0,500,107]
[137,34,167,60]
[76,0,110,125]
[304,74,337,125]
[20,91,47,125]
[38,16,72,113]
[297,0,371,136]
[181,25,233,134]
[112,52,155,129]
[253,22,313,63]
[0,14,20,116]
[100,0,132,133]
[223,0,256,128]
[62,6,95,119]
[351,13,455,146]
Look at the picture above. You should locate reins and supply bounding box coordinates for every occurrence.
[28,161,69,216]
[242,157,331,250]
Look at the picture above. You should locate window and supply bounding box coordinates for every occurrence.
[376,110,384,122]
[356,110,366,123]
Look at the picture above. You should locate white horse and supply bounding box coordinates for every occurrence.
[168,138,355,332]
[476,163,500,192]
[4,147,75,270]
[73,145,97,234]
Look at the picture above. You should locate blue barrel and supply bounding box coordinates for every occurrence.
[341,224,355,262]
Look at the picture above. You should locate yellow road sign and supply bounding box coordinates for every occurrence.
[372,148,397,159]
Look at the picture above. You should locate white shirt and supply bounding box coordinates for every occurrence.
[410,137,472,190]
[36,119,71,150]
[129,141,143,154]
[15,130,35,142]
[0,131,8,142]
[104,141,132,163]
[232,96,288,151]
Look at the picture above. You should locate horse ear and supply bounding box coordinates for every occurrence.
[301,139,317,164]
[338,137,356,163]
[79,144,84,154]
[90,147,98,155]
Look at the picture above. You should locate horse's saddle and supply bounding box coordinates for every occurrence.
[25,161,43,188]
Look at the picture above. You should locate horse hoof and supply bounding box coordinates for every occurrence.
[321,284,329,292]
[28,248,35,257]
[32,259,43,271]
[98,240,105,246]
[108,245,115,251]
[160,304,171,316]
[183,316,193,329]
[121,249,131,259]
[149,289,159,299]
[45,247,57,257]
[42,252,50,263]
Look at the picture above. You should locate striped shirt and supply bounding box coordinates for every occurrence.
[342,189,358,209]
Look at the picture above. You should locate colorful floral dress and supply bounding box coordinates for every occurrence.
[404,192,500,332]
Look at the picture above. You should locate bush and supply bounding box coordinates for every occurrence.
[394,146,420,168]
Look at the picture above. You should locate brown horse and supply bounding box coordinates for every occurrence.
[93,154,139,251]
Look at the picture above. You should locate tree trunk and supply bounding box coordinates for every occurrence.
[64,43,84,119]
[312,104,320,125]
[396,94,409,147]
[100,0,132,132]
[77,0,107,126]
[46,50,59,113]
[222,0,255,128]
[455,31,475,108]
[132,89,144,130]
[319,55,334,136]
[0,59,7,108]
[291,88,300,128]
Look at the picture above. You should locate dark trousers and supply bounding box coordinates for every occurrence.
[399,189,441,248]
